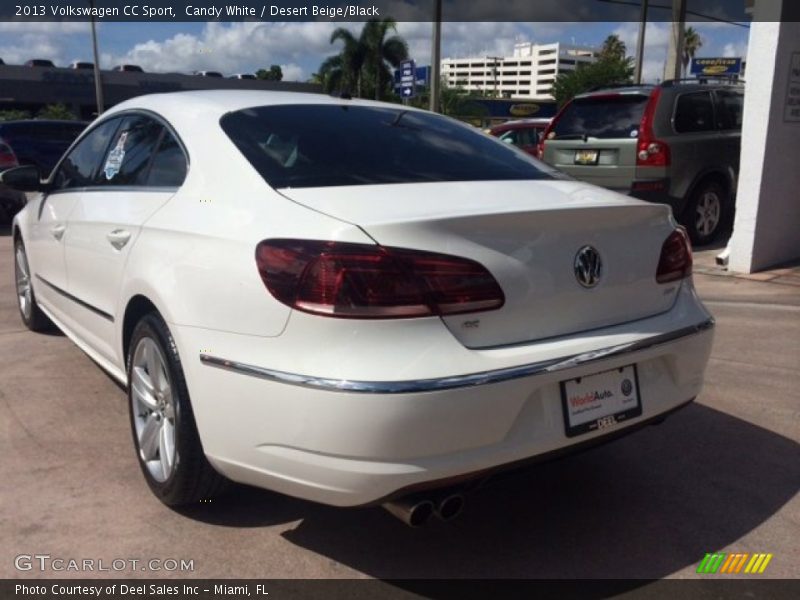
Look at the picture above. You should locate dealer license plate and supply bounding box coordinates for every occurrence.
[560,365,642,437]
[574,149,599,165]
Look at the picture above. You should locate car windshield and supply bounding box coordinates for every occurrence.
[552,94,650,139]
[220,104,554,188]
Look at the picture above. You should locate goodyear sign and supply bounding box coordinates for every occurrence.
[691,57,743,77]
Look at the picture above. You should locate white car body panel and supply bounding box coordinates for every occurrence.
[11,90,715,507]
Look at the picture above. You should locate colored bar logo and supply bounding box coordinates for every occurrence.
[697,552,773,574]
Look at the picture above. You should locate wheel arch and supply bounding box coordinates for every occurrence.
[684,167,736,209]
[121,293,166,366]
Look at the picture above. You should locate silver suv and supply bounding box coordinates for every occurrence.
[540,79,744,245]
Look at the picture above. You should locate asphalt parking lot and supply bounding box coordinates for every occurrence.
[1,226,798,581]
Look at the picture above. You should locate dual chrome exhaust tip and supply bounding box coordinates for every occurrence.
[383,492,466,527]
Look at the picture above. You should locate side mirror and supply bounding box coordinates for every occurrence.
[0,165,45,192]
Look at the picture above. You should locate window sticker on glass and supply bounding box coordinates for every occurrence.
[104,131,129,180]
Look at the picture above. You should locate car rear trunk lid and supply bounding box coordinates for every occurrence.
[279,180,680,349]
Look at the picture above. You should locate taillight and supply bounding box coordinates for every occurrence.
[656,228,693,283]
[637,87,670,167]
[255,239,505,319]
[0,140,18,170]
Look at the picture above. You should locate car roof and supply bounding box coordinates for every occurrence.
[103,90,417,123]
[492,118,551,129]
[576,85,655,99]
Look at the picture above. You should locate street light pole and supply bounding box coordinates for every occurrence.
[89,0,104,115]
[429,0,442,112]
[634,0,649,83]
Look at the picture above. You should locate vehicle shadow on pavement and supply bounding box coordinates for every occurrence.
[267,402,799,580]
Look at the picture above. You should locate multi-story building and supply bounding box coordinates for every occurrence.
[441,42,598,101]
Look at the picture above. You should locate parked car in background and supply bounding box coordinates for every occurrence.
[230,73,257,80]
[5,91,713,526]
[69,61,94,70]
[195,71,223,78]
[0,58,5,65]
[25,59,55,68]
[113,64,144,73]
[489,118,551,159]
[0,120,87,223]
[540,80,744,245]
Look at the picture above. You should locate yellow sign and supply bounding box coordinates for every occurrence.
[509,104,540,117]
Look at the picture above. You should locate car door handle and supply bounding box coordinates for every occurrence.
[106,229,132,250]
[50,224,66,241]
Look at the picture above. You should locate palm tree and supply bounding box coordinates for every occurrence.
[329,25,369,96]
[362,18,409,100]
[315,55,345,94]
[682,27,704,78]
[599,34,627,63]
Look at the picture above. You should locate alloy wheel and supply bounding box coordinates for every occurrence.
[131,337,177,482]
[695,191,721,237]
[15,245,32,320]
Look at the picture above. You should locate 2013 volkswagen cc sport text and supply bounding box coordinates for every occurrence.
[5,91,714,525]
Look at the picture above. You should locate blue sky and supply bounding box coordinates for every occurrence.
[0,21,750,82]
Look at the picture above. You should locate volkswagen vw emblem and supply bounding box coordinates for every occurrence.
[574,246,602,288]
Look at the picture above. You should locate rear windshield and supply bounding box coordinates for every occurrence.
[220,105,553,188]
[552,94,649,140]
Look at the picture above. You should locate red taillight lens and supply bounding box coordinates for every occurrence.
[656,228,693,283]
[637,88,670,167]
[256,239,505,319]
[0,141,18,170]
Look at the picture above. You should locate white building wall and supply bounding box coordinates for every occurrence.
[728,2,800,272]
[441,42,597,101]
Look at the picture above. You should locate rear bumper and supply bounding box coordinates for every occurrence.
[175,284,714,507]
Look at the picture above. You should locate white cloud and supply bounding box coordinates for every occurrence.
[0,22,91,66]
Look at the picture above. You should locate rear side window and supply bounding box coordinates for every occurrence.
[147,131,187,187]
[674,92,715,133]
[552,95,649,139]
[220,105,553,189]
[715,90,744,130]
[52,118,121,191]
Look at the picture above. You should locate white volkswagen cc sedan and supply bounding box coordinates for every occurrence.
[5,91,714,525]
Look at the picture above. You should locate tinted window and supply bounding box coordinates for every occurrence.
[147,131,187,187]
[221,105,552,188]
[552,95,649,139]
[97,116,163,186]
[52,118,121,191]
[716,90,744,130]
[674,92,715,133]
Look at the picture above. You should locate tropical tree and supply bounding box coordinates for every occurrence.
[313,55,345,93]
[256,65,283,81]
[328,25,369,96]
[682,27,704,77]
[599,34,627,63]
[552,57,634,107]
[318,19,408,100]
[362,18,409,100]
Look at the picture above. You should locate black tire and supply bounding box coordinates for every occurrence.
[681,180,728,246]
[127,312,227,506]
[13,239,52,332]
